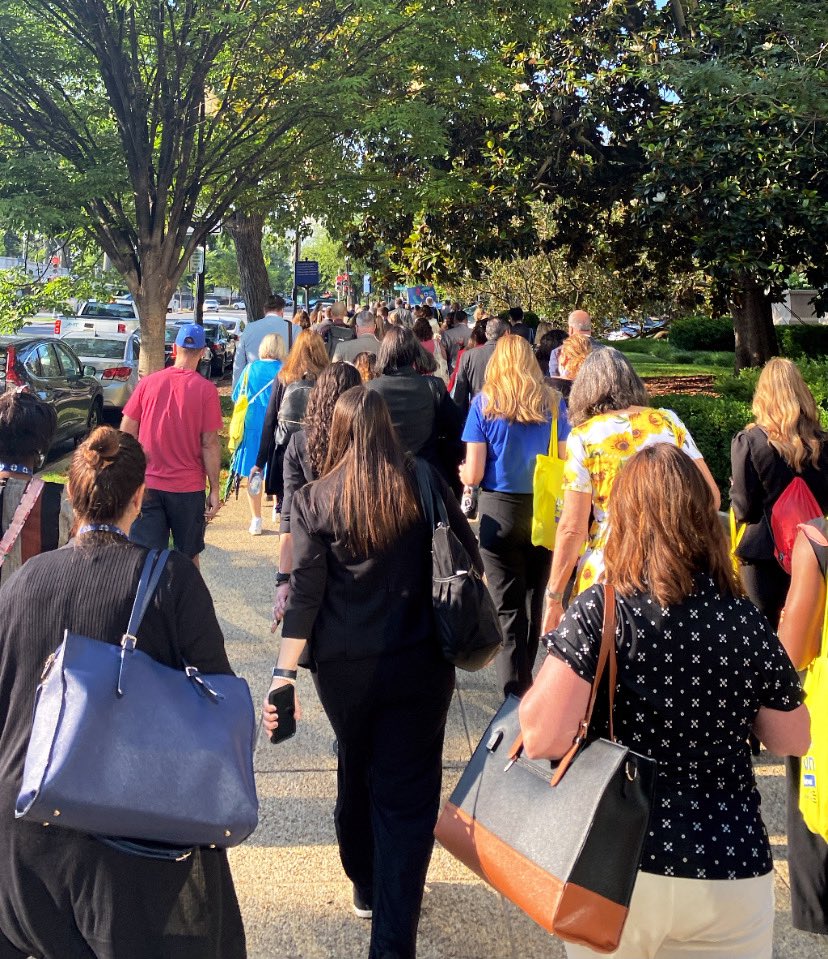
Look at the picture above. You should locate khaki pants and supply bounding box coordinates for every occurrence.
[565,871,774,959]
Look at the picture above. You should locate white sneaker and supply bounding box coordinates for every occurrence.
[271,504,280,523]
[249,517,263,536]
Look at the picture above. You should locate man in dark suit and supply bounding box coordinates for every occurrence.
[450,317,509,416]
[508,306,535,343]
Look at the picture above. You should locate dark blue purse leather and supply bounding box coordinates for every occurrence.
[15,549,259,857]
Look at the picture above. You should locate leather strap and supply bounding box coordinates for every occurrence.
[124,549,171,642]
[414,458,449,530]
[0,478,45,569]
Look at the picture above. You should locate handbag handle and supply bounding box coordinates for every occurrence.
[118,549,170,696]
[546,413,559,459]
[509,584,618,787]
[413,457,449,530]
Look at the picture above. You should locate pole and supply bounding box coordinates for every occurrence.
[194,237,207,325]
[292,228,301,310]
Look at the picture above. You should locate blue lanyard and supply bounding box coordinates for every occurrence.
[77,524,128,538]
[0,463,33,476]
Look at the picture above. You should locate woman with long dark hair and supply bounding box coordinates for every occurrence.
[263,387,480,959]
[271,362,361,626]
[521,444,808,958]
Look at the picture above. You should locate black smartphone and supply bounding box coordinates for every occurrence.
[268,685,296,744]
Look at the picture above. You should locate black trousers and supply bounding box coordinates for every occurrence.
[738,558,790,629]
[477,490,552,698]
[786,756,828,933]
[313,643,454,959]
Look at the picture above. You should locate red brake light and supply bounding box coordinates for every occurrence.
[210,343,220,352]
[101,366,132,381]
[117,323,126,333]
[54,319,62,335]
[5,347,23,387]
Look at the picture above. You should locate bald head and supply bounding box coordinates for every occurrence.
[568,309,592,335]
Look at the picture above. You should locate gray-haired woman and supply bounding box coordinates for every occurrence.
[540,347,720,632]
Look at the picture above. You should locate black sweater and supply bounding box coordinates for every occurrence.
[0,540,244,959]
[282,464,482,663]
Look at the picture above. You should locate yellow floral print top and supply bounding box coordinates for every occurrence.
[562,408,702,591]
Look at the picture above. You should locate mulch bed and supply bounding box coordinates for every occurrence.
[642,375,718,397]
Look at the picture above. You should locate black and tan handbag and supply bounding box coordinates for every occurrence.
[435,586,656,953]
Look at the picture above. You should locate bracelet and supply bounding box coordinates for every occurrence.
[275,572,291,585]
[272,667,297,681]
[545,588,564,603]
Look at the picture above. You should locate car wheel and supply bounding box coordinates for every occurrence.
[76,399,103,445]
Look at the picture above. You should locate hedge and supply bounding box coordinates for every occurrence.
[669,316,735,352]
[776,325,828,359]
[655,394,751,503]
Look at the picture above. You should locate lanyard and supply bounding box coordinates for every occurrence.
[0,463,33,476]
[77,524,129,538]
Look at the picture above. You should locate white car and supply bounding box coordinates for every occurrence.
[232,300,246,311]
[204,298,220,311]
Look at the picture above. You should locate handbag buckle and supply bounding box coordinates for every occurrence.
[573,720,589,745]
[40,652,56,681]
[121,634,138,652]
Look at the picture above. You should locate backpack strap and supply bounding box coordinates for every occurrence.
[0,478,45,570]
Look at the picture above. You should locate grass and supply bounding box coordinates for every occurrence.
[599,340,736,379]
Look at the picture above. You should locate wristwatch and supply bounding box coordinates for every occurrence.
[272,667,298,681]
[545,588,564,603]
[275,571,291,585]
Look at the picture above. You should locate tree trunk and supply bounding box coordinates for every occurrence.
[729,276,778,372]
[132,258,176,376]
[225,212,271,322]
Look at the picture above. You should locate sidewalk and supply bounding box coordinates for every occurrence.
[202,493,825,959]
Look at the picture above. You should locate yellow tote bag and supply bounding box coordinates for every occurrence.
[531,416,565,550]
[800,527,828,840]
[227,370,250,454]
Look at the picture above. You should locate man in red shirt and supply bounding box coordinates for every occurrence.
[121,324,223,567]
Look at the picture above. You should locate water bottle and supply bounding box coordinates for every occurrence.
[461,485,478,520]
[249,471,263,496]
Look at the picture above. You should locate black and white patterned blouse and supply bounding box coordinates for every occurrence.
[546,578,803,880]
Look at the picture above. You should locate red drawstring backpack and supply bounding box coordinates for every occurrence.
[770,477,822,574]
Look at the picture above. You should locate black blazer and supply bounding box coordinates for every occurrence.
[281,462,482,664]
[731,426,828,561]
[280,430,314,535]
[450,340,497,415]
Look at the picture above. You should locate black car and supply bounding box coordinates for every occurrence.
[0,334,104,447]
[163,326,212,378]
[174,320,236,376]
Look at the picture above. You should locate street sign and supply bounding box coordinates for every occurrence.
[189,248,205,274]
[363,274,372,295]
[295,260,320,287]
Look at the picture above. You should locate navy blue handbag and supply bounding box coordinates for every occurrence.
[15,549,258,857]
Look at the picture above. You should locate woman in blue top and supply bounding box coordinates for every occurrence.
[460,333,570,697]
[230,332,286,535]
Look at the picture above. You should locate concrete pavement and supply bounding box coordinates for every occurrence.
[201,492,825,959]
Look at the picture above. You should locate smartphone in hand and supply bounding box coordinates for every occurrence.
[268,685,297,744]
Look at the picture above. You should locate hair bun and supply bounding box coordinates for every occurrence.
[82,426,120,470]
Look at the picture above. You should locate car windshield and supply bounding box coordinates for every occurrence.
[63,338,125,359]
[164,328,179,344]
[82,302,135,318]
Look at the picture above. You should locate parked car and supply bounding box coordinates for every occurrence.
[218,317,246,341]
[174,319,235,376]
[204,298,220,312]
[61,330,140,410]
[0,334,104,446]
[163,325,212,378]
[232,300,246,311]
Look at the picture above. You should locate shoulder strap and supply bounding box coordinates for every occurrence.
[0,478,45,569]
[413,458,449,529]
[123,549,171,642]
[547,413,559,458]
[248,379,271,404]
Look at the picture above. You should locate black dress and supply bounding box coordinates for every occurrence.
[731,426,828,626]
[0,538,246,959]
[786,518,828,934]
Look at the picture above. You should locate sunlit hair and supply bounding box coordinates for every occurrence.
[604,444,741,607]
[567,347,648,427]
[258,333,286,361]
[305,363,361,478]
[321,387,420,557]
[68,427,146,528]
[352,352,377,382]
[278,331,329,385]
[749,357,824,471]
[481,334,559,425]
[559,332,594,380]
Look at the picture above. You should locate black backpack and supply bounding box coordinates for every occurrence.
[325,324,355,358]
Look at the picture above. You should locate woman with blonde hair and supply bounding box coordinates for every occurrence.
[459,333,570,697]
[230,332,286,534]
[254,330,329,505]
[731,356,828,628]
[558,331,593,380]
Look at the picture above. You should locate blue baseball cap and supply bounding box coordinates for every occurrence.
[175,323,206,349]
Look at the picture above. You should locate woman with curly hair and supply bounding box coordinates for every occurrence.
[459,333,570,697]
[271,362,362,626]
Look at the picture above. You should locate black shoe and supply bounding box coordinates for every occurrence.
[352,886,373,919]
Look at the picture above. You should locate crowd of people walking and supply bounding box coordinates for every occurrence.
[0,296,826,959]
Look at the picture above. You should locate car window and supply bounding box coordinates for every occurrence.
[63,337,125,359]
[35,343,61,379]
[23,348,42,378]
[54,342,82,376]
[83,302,135,319]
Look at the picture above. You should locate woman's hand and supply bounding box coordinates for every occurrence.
[271,583,291,633]
[249,466,262,479]
[541,598,564,635]
[262,678,302,735]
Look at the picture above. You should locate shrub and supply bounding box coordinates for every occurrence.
[776,325,828,359]
[654,394,751,503]
[717,358,828,409]
[669,316,735,352]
